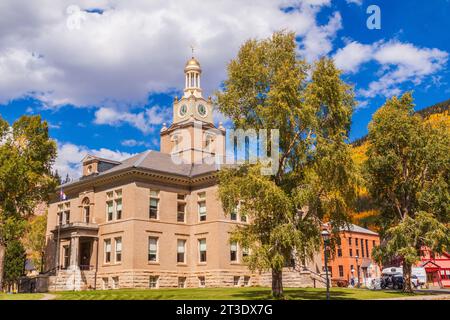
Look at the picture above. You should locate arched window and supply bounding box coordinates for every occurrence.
[82,197,90,223]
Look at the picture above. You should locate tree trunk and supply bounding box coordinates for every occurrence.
[403,262,413,293]
[271,269,283,299]
[0,244,5,292]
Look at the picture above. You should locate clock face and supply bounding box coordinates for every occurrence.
[197,104,207,117]
[179,104,187,117]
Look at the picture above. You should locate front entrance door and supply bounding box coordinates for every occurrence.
[79,240,92,270]
[427,271,442,288]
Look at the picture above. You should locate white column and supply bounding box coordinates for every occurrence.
[185,74,188,88]
[198,73,201,88]
[69,234,80,267]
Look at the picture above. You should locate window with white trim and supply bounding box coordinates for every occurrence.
[178,277,186,288]
[177,203,186,223]
[177,239,186,263]
[104,239,111,263]
[115,237,122,263]
[199,239,207,263]
[230,242,238,262]
[198,200,206,222]
[106,201,113,221]
[149,276,159,288]
[149,190,159,219]
[148,237,158,262]
[57,202,71,225]
[115,198,122,220]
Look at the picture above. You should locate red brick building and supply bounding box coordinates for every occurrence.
[322,224,381,287]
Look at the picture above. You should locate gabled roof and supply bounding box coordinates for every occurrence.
[81,154,121,165]
[339,223,378,236]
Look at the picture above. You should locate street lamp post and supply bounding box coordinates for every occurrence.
[355,255,360,288]
[321,230,330,300]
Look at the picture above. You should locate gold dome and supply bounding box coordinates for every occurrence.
[185,57,201,72]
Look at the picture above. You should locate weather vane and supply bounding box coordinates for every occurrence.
[190,44,195,57]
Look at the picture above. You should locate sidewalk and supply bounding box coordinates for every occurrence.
[379,294,450,300]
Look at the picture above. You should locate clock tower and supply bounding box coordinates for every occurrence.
[160,55,225,164]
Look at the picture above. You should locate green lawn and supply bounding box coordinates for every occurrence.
[0,293,44,300]
[51,287,420,300]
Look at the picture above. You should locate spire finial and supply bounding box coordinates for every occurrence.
[190,44,195,58]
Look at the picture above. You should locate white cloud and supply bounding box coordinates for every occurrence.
[334,41,374,73]
[334,40,448,98]
[121,139,150,148]
[298,11,342,62]
[346,0,362,5]
[93,105,171,134]
[361,41,448,98]
[0,0,340,107]
[54,140,134,179]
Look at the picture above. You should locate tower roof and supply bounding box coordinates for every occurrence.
[185,57,201,72]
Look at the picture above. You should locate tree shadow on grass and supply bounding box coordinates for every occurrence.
[229,288,353,300]
[229,288,410,300]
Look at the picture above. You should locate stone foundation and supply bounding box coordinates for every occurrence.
[49,268,324,291]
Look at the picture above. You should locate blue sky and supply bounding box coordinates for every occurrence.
[0,0,448,178]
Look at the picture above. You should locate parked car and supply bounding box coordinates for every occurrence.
[380,273,404,290]
[381,267,426,286]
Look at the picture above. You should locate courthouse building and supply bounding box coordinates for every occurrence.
[44,56,324,291]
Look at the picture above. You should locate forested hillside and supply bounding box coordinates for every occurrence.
[351,99,450,230]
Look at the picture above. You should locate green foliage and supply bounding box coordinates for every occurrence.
[0,115,57,220]
[23,213,48,272]
[0,114,57,289]
[3,240,26,286]
[216,31,357,297]
[365,92,450,292]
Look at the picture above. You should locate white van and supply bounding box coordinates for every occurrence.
[381,267,427,287]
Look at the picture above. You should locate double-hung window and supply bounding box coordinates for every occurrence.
[177,240,186,263]
[106,201,114,221]
[104,239,111,263]
[148,237,158,262]
[149,190,159,219]
[115,237,122,263]
[199,239,207,263]
[198,201,206,222]
[230,242,238,262]
[115,199,122,220]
